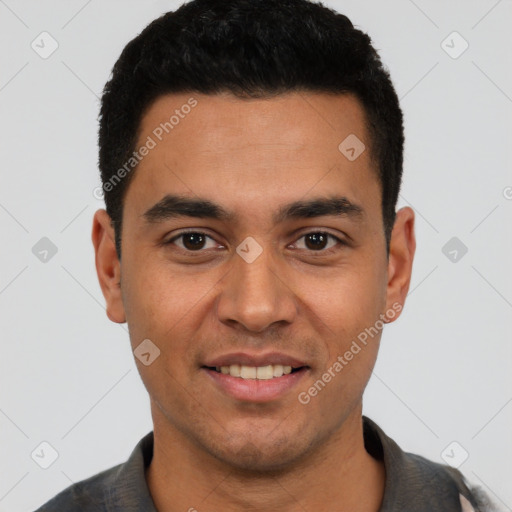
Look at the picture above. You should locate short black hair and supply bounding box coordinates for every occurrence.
[99,0,404,257]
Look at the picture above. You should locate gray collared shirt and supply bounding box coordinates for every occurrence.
[34,416,496,511]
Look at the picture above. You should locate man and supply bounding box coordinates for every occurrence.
[35,0,498,510]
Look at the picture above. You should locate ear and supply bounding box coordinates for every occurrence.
[384,206,416,322]
[91,209,126,323]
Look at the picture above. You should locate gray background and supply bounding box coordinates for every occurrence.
[1,1,511,510]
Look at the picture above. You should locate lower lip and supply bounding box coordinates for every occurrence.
[203,367,308,403]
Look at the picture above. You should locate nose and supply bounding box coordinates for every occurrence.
[215,244,298,333]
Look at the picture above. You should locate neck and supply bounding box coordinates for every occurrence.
[146,406,385,512]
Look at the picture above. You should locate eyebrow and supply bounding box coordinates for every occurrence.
[142,194,364,224]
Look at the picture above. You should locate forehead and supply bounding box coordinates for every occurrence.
[138,90,370,154]
[125,91,380,223]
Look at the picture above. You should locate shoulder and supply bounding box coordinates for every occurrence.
[33,431,155,512]
[33,463,123,511]
[362,416,501,512]
[399,448,501,512]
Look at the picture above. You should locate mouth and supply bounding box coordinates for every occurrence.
[201,354,310,402]
[203,364,305,380]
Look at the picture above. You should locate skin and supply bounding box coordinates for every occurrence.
[92,91,415,511]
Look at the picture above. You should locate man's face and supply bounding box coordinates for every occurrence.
[96,91,411,471]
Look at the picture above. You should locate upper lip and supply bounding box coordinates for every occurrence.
[203,352,309,369]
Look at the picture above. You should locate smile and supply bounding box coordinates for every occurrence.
[202,365,309,402]
[210,364,300,380]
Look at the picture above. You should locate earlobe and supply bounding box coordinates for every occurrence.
[384,207,416,322]
[91,209,126,323]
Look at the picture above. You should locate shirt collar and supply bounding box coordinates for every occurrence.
[363,415,475,511]
[105,430,157,511]
[108,416,473,511]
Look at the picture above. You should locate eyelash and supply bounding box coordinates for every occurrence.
[166,230,346,254]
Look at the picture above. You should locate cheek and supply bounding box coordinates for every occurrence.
[122,255,187,328]
[297,262,387,337]
[299,271,385,413]
[121,254,223,367]
[120,260,204,407]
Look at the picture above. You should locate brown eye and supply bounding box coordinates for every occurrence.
[304,232,329,250]
[182,232,206,250]
[168,231,218,251]
[294,232,342,251]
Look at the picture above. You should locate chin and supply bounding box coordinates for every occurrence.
[216,444,302,474]
[207,427,316,474]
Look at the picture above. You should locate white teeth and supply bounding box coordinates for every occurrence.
[240,366,257,379]
[229,364,241,377]
[273,364,284,377]
[256,365,274,380]
[216,364,297,379]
